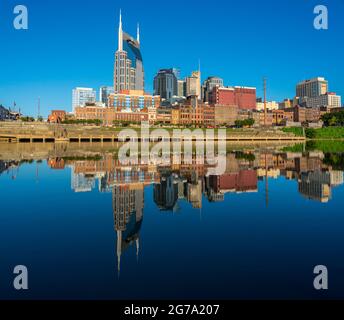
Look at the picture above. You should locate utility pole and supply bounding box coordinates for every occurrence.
[263,78,267,127]
[38,96,41,121]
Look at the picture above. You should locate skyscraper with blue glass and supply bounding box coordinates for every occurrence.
[114,11,144,93]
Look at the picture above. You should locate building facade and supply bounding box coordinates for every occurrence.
[75,105,148,125]
[72,87,96,113]
[296,77,328,98]
[100,86,115,106]
[186,71,201,99]
[177,80,186,98]
[108,90,160,111]
[256,101,279,111]
[153,69,178,101]
[202,76,224,102]
[300,92,341,109]
[210,86,256,110]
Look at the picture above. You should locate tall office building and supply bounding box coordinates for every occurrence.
[99,86,115,106]
[296,77,328,98]
[186,70,201,99]
[72,87,96,113]
[202,76,224,102]
[177,80,186,98]
[114,11,144,93]
[153,69,178,101]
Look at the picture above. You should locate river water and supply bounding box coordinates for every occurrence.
[0,142,344,299]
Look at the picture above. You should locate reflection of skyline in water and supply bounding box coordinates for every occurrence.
[62,151,344,204]
[1,150,344,277]
[1,145,344,299]
[55,151,344,273]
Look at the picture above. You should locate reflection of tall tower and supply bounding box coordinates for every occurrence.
[265,152,269,208]
[113,184,144,276]
[153,173,178,211]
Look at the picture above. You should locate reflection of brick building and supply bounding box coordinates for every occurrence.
[48,158,65,169]
[210,170,258,193]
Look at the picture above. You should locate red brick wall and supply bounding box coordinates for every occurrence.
[212,87,256,110]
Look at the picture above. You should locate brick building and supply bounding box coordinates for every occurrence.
[210,86,256,110]
[75,106,148,125]
[48,110,67,123]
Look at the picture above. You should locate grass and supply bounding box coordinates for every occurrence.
[281,127,304,137]
[306,127,344,139]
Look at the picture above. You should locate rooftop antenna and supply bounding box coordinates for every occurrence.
[118,9,123,51]
[137,23,140,44]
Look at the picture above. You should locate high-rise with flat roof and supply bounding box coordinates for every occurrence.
[72,87,96,113]
[296,77,328,98]
[186,71,201,99]
[153,69,178,101]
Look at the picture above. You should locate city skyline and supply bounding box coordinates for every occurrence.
[1,0,343,116]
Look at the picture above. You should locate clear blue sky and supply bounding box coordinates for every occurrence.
[0,0,343,117]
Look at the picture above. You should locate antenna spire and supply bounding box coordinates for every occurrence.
[118,9,123,51]
[137,23,140,44]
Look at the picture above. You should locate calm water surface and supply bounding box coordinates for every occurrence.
[1,143,344,299]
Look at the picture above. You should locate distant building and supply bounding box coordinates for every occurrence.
[300,92,341,109]
[72,87,96,113]
[0,105,20,121]
[75,105,148,125]
[279,99,294,109]
[177,80,186,98]
[153,69,178,101]
[100,86,115,106]
[186,70,201,99]
[114,11,144,93]
[108,90,160,111]
[214,105,238,127]
[202,76,224,102]
[296,77,328,98]
[256,100,279,111]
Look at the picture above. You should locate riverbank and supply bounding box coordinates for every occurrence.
[283,126,344,139]
[0,122,305,143]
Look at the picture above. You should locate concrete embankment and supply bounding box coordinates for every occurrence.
[0,122,305,143]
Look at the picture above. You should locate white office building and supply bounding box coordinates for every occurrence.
[72,87,96,113]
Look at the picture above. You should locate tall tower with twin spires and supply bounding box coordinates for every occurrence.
[113,10,144,93]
